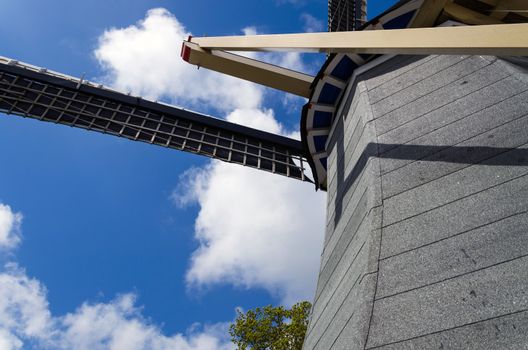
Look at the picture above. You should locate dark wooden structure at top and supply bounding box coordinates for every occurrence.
[328,0,367,31]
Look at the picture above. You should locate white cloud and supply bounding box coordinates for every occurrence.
[95,8,326,305]
[175,108,325,305]
[0,328,22,350]
[58,294,232,350]
[0,204,22,251]
[0,264,232,350]
[95,8,263,112]
[179,159,326,305]
[300,13,324,32]
[0,200,232,350]
[0,263,54,349]
[95,8,312,112]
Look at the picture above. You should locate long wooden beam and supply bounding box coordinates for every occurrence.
[190,23,528,56]
[181,41,313,97]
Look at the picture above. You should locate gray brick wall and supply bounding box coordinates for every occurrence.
[304,55,528,349]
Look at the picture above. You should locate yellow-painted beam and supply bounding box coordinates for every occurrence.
[181,41,313,97]
[190,23,528,56]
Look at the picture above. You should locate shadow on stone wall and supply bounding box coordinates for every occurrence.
[333,141,528,226]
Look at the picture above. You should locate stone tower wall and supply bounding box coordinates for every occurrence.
[303,54,528,349]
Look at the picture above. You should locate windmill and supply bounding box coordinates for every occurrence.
[1,0,528,349]
[1,0,526,191]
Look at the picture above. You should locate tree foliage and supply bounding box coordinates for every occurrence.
[229,301,312,350]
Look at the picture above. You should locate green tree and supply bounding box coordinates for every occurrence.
[229,301,312,350]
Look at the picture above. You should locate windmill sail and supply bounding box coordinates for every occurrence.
[0,57,312,182]
[328,0,367,31]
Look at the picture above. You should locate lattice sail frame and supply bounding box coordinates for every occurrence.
[0,57,312,183]
[328,0,367,31]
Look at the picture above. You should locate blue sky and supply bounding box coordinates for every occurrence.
[0,1,396,349]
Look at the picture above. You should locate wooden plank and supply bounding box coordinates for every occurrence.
[190,24,528,56]
[181,41,313,97]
